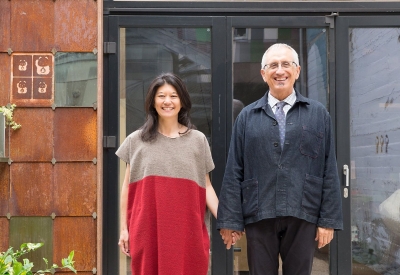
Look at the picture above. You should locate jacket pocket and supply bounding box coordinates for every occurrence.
[241,178,259,218]
[299,125,324,159]
[302,174,323,216]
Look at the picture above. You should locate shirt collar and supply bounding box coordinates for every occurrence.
[252,89,310,110]
[268,89,296,109]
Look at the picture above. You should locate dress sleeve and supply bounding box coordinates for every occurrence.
[116,136,131,164]
[203,136,215,173]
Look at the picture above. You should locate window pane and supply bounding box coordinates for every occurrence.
[119,27,212,275]
[0,115,5,158]
[55,52,97,107]
[349,27,400,275]
[9,217,53,271]
[232,27,329,275]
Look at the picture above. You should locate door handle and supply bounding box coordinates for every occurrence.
[343,164,349,198]
[343,164,349,187]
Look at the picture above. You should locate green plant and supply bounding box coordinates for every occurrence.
[0,104,21,130]
[0,243,76,275]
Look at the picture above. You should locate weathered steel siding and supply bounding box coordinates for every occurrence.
[0,0,99,273]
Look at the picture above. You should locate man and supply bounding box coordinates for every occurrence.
[217,43,343,275]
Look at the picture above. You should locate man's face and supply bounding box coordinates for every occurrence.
[260,47,301,98]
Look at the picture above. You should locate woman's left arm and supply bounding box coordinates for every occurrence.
[206,173,218,218]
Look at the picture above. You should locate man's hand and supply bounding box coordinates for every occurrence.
[315,227,334,249]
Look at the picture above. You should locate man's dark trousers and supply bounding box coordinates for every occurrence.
[246,216,317,275]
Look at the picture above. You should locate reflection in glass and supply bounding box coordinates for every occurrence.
[119,27,212,275]
[121,27,212,140]
[232,27,329,275]
[55,52,97,107]
[9,217,53,271]
[350,28,400,275]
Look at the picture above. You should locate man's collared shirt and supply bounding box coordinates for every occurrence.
[268,89,296,115]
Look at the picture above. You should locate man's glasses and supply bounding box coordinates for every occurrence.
[263,61,297,70]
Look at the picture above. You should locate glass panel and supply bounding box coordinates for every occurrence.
[9,217,53,271]
[349,28,400,275]
[232,27,329,275]
[119,27,212,275]
[54,52,97,107]
[0,115,5,158]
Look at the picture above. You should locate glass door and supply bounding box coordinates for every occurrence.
[336,16,400,275]
[227,16,335,275]
[104,15,229,275]
[118,25,213,275]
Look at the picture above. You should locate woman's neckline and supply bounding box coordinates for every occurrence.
[157,128,191,139]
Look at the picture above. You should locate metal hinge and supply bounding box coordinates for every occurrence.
[103,42,117,54]
[325,12,339,29]
[103,136,117,148]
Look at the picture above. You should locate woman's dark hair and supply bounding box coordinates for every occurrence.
[140,73,195,142]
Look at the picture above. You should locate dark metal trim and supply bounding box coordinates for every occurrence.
[103,42,117,54]
[104,1,400,15]
[103,136,116,148]
[102,14,121,275]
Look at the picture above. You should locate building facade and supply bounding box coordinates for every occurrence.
[1,1,400,275]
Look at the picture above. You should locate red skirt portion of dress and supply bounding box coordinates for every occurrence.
[127,175,209,275]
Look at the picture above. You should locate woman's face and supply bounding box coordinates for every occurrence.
[154,84,182,120]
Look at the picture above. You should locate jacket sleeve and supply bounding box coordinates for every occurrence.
[318,113,344,230]
[216,113,246,232]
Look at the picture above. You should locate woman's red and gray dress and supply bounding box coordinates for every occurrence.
[116,129,215,275]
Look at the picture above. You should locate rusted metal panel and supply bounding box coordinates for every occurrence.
[10,0,55,52]
[53,217,96,271]
[54,0,97,52]
[10,108,53,161]
[0,218,9,252]
[0,1,10,52]
[0,163,10,216]
[54,108,97,161]
[54,162,97,216]
[11,53,54,107]
[0,54,11,106]
[10,163,53,216]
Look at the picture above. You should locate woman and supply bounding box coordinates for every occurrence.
[116,73,220,275]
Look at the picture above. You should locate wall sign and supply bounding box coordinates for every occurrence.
[11,53,54,107]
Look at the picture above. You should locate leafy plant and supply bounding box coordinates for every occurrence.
[0,104,21,130]
[0,243,76,275]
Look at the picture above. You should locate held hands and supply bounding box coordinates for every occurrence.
[315,227,334,249]
[118,229,130,257]
[220,229,245,250]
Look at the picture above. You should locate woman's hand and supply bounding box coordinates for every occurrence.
[118,229,130,257]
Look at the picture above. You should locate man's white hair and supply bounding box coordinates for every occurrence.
[261,43,299,69]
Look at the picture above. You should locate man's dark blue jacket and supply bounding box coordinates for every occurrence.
[216,90,343,231]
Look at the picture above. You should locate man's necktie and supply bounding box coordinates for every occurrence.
[275,101,287,149]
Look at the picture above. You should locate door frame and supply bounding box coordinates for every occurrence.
[102,14,230,275]
[336,15,400,275]
[226,15,337,275]
[103,3,400,275]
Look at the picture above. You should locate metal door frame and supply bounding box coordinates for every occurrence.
[103,3,400,274]
[336,15,400,275]
[102,14,229,275]
[226,15,337,275]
